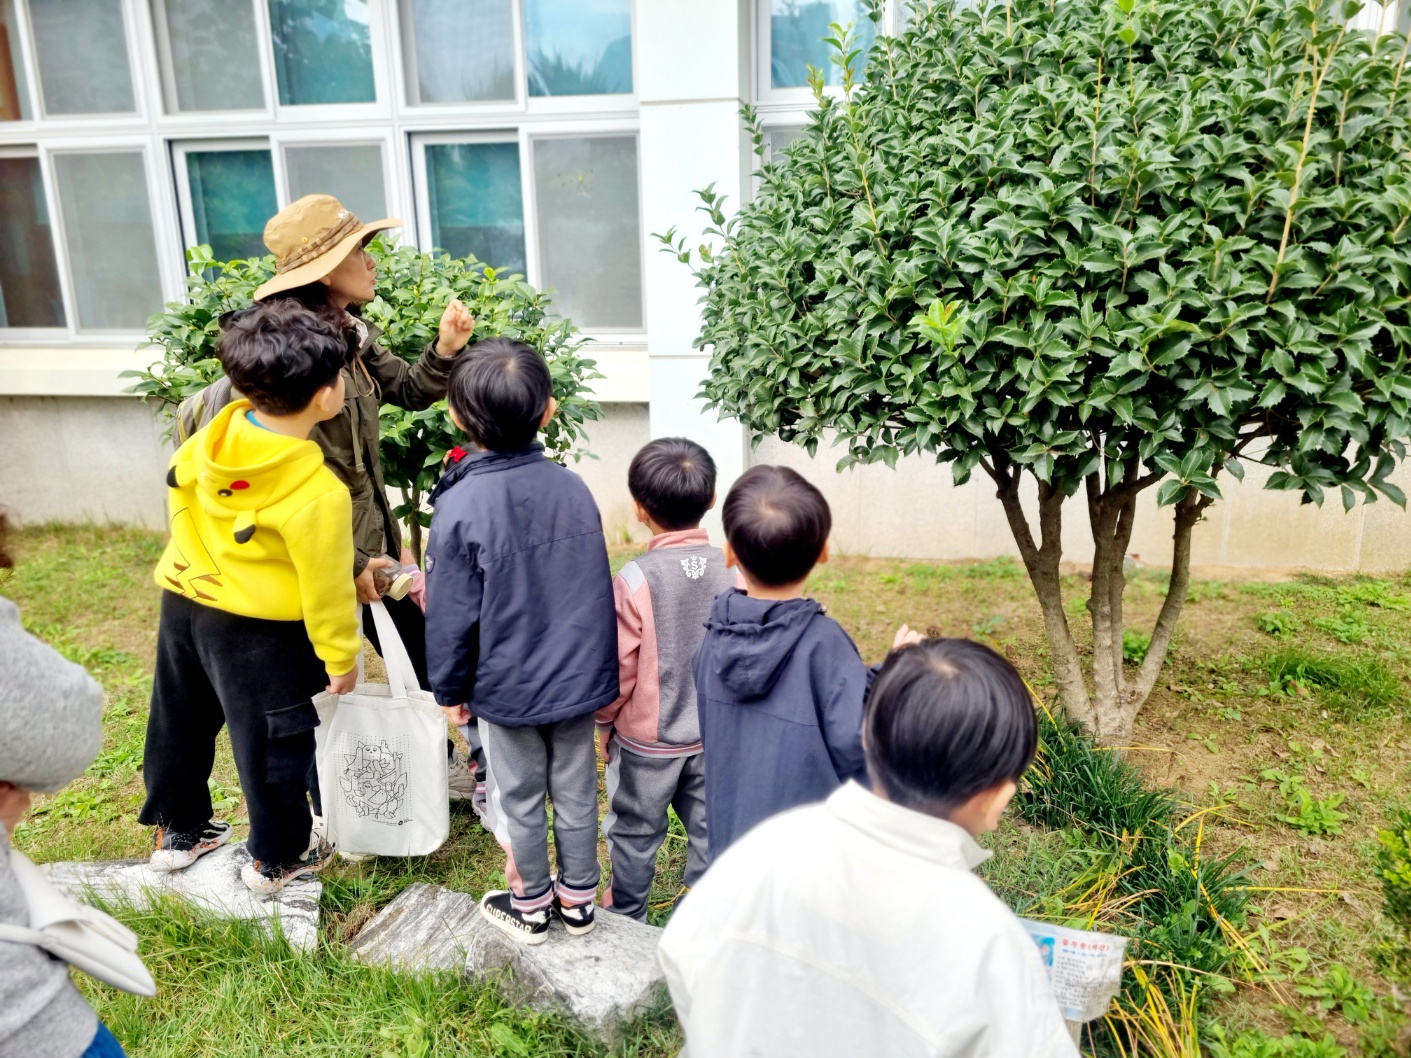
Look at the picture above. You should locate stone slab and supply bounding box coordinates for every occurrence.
[45,841,322,952]
[351,883,667,1039]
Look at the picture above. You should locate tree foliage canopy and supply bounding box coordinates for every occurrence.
[672,0,1411,740]
[130,242,602,540]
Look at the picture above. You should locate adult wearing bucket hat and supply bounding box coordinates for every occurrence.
[174,194,481,809]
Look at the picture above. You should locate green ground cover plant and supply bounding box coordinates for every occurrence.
[667,0,1411,747]
[8,524,1411,1054]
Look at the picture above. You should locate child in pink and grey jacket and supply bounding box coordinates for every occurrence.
[596,439,735,921]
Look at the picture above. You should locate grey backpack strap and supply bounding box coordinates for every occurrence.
[175,375,236,444]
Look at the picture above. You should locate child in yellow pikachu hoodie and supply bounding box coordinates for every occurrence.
[140,298,361,894]
[153,398,360,672]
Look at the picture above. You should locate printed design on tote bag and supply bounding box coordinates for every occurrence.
[681,555,709,580]
[339,738,410,824]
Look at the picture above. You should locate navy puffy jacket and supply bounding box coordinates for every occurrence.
[424,444,618,726]
[692,588,869,860]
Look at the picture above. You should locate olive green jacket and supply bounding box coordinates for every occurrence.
[175,318,452,577]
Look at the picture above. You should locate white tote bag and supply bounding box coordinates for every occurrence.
[313,602,449,857]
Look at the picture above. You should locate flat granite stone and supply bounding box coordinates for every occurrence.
[45,841,322,952]
[351,883,667,1039]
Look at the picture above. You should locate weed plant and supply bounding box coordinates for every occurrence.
[1260,648,1406,716]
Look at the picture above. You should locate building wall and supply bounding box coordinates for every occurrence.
[0,397,651,546]
[757,436,1411,574]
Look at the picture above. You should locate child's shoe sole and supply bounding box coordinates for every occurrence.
[559,912,596,937]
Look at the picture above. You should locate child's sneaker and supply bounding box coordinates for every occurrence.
[447,754,478,802]
[479,890,549,945]
[554,896,596,937]
[241,835,333,894]
[149,820,232,872]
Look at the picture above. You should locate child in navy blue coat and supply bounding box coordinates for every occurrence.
[425,338,617,945]
[693,465,918,861]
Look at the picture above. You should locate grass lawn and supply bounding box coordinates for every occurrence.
[6,524,1411,1055]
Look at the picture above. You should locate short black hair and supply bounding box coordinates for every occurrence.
[864,639,1037,813]
[218,299,346,415]
[721,464,830,586]
[447,337,552,452]
[629,438,717,530]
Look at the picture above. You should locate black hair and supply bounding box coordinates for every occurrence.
[217,299,347,416]
[628,438,717,530]
[261,281,357,334]
[864,639,1038,814]
[447,337,552,453]
[721,464,830,586]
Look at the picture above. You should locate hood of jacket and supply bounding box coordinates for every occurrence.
[701,589,824,701]
[169,399,329,544]
[429,443,546,506]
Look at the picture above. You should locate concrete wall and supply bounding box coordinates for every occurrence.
[0,397,651,544]
[756,436,1411,573]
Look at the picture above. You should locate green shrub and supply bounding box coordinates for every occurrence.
[1122,629,1151,664]
[127,242,603,548]
[669,0,1411,746]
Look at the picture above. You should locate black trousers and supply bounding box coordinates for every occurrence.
[139,592,326,866]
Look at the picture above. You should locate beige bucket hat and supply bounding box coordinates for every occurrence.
[253,194,400,301]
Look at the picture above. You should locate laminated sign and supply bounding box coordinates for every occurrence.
[1019,918,1128,1023]
[313,601,450,857]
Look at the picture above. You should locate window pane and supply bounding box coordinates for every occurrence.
[524,0,632,97]
[268,0,375,106]
[406,0,513,103]
[53,152,162,330]
[29,0,135,114]
[186,150,277,262]
[285,144,386,221]
[0,0,32,120]
[766,126,805,161]
[160,0,264,112]
[0,157,64,327]
[533,136,641,329]
[771,0,876,89]
[425,142,524,275]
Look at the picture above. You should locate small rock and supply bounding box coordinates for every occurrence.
[45,841,321,952]
[352,883,667,1041]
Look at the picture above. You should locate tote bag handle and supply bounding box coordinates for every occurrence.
[365,600,423,698]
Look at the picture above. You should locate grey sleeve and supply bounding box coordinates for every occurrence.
[0,832,100,1058]
[0,598,104,794]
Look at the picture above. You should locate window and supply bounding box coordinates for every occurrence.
[0,153,63,327]
[268,0,376,106]
[52,151,162,330]
[0,0,31,121]
[184,147,278,261]
[28,0,135,115]
[403,0,515,104]
[768,0,876,90]
[766,125,805,161]
[532,135,640,329]
[285,142,387,221]
[524,0,632,97]
[155,0,265,112]
[424,140,525,274]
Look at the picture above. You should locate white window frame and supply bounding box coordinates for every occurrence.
[272,128,401,221]
[754,0,903,107]
[43,136,180,337]
[0,143,66,337]
[171,137,275,256]
[0,0,646,347]
[150,0,273,119]
[20,0,149,125]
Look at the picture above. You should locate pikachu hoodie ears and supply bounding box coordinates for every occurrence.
[166,457,260,545]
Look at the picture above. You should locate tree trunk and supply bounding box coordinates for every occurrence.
[986,462,1091,728]
[1086,476,1140,745]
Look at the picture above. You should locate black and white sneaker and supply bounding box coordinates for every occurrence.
[149,819,232,872]
[554,896,596,937]
[479,890,550,945]
[241,835,334,894]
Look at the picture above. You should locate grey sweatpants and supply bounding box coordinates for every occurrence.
[479,713,601,912]
[602,745,708,921]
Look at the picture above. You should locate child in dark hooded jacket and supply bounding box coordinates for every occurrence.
[692,465,918,860]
